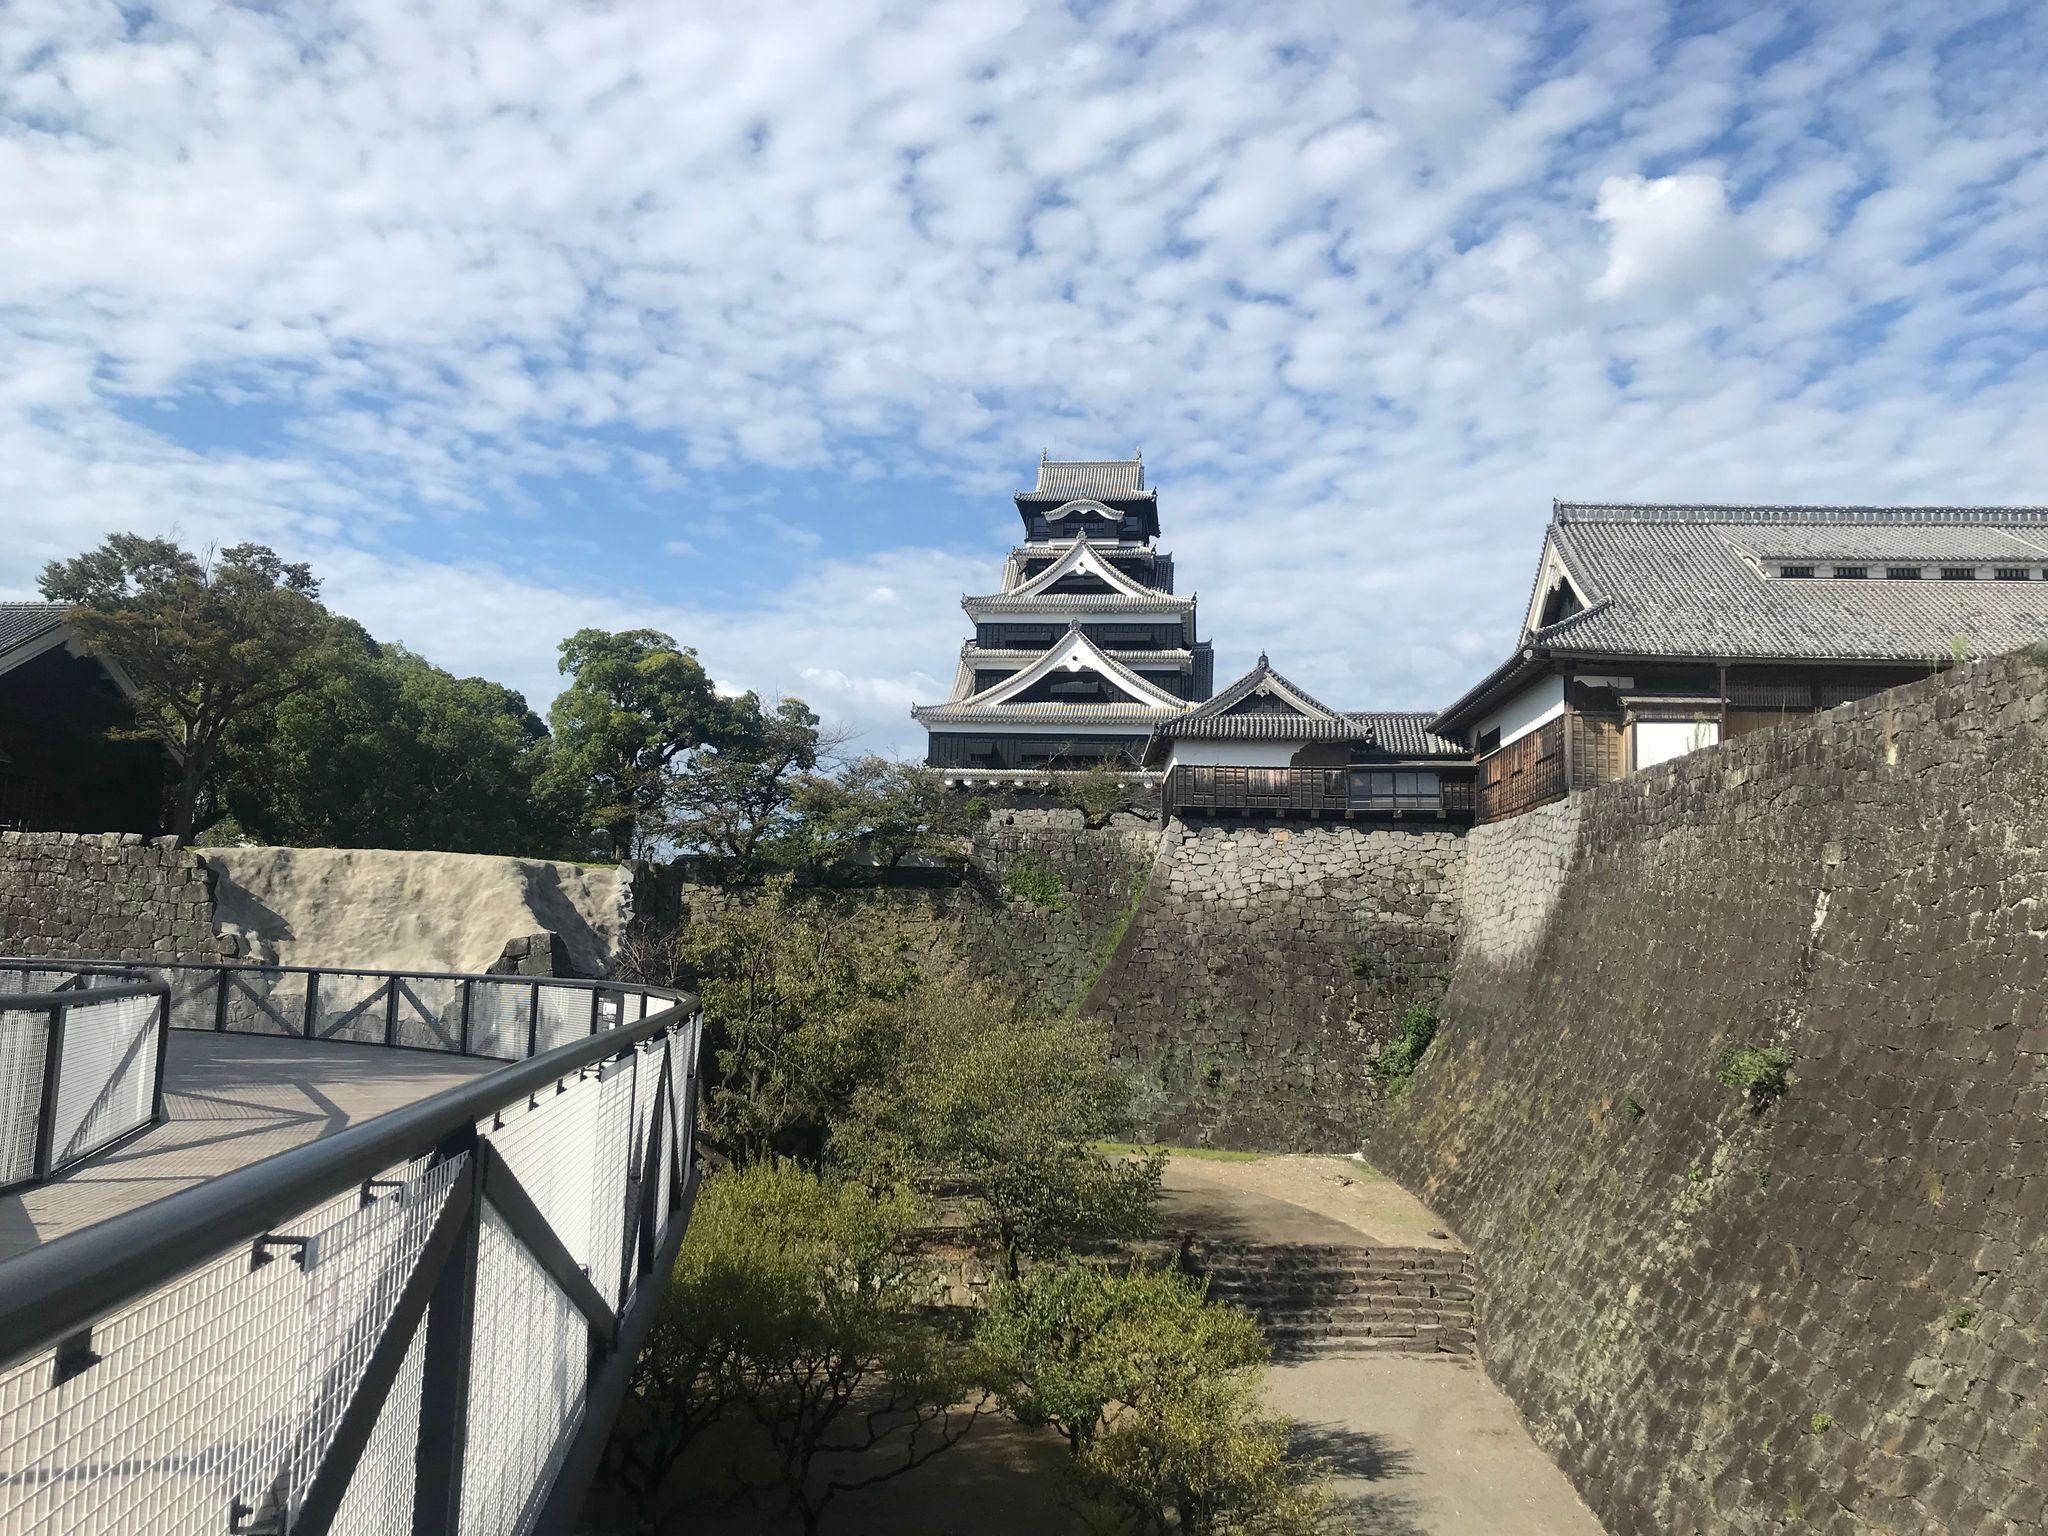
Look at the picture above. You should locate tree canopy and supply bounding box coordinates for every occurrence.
[542,628,727,859]
[215,624,561,855]
[40,535,338,841]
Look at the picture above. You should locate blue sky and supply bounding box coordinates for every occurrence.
[3,0,2045,756]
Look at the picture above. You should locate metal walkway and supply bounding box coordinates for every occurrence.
[0,955,701,1536]
[0,1032,496,1262]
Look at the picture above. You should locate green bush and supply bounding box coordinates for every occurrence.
[1717,1044,1794,1111]
[1001,857,1069,911]
[1368,1001,1440,1098]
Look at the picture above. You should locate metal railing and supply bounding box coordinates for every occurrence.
[0,964,171,1191]
[0,955,702,1536]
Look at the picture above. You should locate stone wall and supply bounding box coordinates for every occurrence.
[1088,819,1464,1150]
[1373,652,2048,1536]
[0,831,217,961]
[950,808,1161,1014]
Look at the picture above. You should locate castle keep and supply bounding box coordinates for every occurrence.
[913,453,1213,778]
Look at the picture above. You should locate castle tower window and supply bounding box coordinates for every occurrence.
[1779,565,1815,578]
[1885,566,1922,579]
[1995,567,2030,581]
[1940,566,1977,580]
[1831,566,1868,579]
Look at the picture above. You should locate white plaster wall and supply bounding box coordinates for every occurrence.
[1165,740,1300,769]
[1475,673,1565,748]
[1633,719,1719,770]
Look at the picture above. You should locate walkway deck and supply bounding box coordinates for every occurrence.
[0,1030,497,1262]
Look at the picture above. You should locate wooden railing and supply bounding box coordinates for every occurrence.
[1164,766,1472,820]
[1475,717,1567,824]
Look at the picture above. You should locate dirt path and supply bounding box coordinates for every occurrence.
[1157,1151,1463,1248]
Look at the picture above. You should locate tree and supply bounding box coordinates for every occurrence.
[622,1161,984,1536]
[666,695,829,883]
[40,535,337,842]
[682,881,922,1166]
[837,982,1163,1280]
[783,756,986,878]
[541,628,724,859]
[215,625,561,854]
[980,1263,1337,1536]
[1065,758,1141,828]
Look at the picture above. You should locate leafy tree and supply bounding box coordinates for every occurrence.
[838,976,1163,1279]
[683,881,921,1165]
[666,695,829,883]
[617,1161,984,1536]
[39,535,337,842]
[981,1264,1337,1536]
[215,624,560,854]
[783,756,985,877]
[541,628,724,859]
[1065,758,1141,828]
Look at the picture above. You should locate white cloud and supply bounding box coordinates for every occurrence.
[0,0,2043,757]
[1591,173,1765,300]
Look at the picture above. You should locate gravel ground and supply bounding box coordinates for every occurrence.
[1157,1151,1464,1249]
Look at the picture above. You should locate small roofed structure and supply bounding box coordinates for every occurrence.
[1435,502,2048,823]
[1150,655,1472,821]
[0,602,169,833]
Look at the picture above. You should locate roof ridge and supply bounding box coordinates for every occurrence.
[1555,502,2048,526]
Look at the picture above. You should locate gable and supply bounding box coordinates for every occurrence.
[1221,690,1306,717]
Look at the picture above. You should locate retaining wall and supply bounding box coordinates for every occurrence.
[1087,819,1464,1150]
[0,831,217,961]
[1373,652,2048,1536]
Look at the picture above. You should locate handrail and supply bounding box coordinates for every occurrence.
[0,985,695,1373]
[0,953,703,1536]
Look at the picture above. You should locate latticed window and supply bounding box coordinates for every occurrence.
[1831,565,1868,579]
[1779,565,1815,578]
[1995,567,2030,581]
[1940,566,1977,580]
[1885,566,1922,579]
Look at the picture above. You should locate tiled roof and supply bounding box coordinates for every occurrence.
[1727,528,2048,562]
[914,702,1185,726]
[964,592,1192,617]
[1023,456,1149,500]
[1539,513,2048,661]
[0,602,68,667]
[1348,712,1466,758]
[1160,655,1361,741]
[1554,502,2048,526]
[962,646,1190,667]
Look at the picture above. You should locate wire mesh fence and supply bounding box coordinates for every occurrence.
[0,964,169,1192]
[0,958,701,1536]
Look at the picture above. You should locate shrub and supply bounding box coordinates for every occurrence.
[1717,1044,1794,1111]
[1808,1412,1833,1435]
[1002,857,1069,910]
[1368,1001,1440,1098]
[1064,759,1137,827]
[980,1263,1342,1534]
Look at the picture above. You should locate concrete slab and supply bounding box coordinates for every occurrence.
[0,1030,497,1262]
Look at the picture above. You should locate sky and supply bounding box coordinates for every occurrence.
[3,0,2045,757]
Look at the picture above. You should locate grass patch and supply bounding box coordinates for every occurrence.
[1000,857,1068,911]
[1070,868,1146,1012]
[1717,1044,1794,1112]
[1095,1141,1265,1162]
[1367,1001,1440,1099]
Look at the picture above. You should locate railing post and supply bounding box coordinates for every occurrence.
[304,971,320,1040]
[588,986,602,1037]
[214,967,230,1032]
[526,980,542,1058]
[149,988,172,1124]
[413,1134,483,1536]
[458,979,473,1056]
[384,976,400,1048]
[32,1002,67,1178]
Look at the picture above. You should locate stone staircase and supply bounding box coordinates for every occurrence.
[1187,1240,1479,1359]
